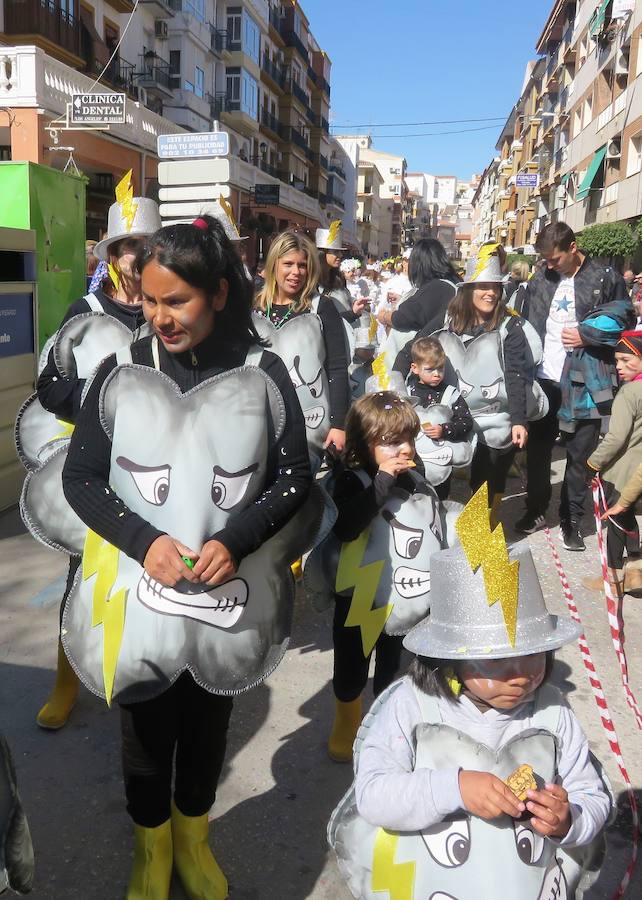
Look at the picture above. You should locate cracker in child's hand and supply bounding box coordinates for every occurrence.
[505,764,536,801]
[406,460,416,467]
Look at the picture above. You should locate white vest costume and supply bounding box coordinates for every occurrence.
[328,680,610,900]
[413,389,476,487]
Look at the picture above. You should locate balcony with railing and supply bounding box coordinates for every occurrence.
[329,161,346,180]
[288,126,309,152]
[249,155,280,179]
[307,65,318,86]
[289,79,309,107]
[269,4,282,32]
[4,0,82,60]
[210,26,228,54]
[318,153,328,170]
[262,53,286,88]
[209,91,240,118]
[326,192,345,210]
[136,53,173,95]
[104,57,137,97]
[282,29,309,63]
[260,107,285,138]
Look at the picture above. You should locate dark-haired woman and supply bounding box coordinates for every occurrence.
[316,223,367,319]
[62,216,312,899]
[32,194,161,731]
[434,251,535,517]
[377,238,460,336]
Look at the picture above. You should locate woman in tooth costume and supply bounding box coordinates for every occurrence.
[61,216,312,900]
[254,230,352,456]
[28,180,161,731]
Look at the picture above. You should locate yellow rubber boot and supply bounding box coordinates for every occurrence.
[328,697,362,763]
[489,492,504,530]
[126,820,172,900]
[171,803,228,900]
[36,640,80,730]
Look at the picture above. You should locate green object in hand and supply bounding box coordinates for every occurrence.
[182,555,195,570]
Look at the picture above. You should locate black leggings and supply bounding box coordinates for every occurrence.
[470,443,516,503]
[120,673,233,828]
[603,481,640,569]
[332,595,409,702]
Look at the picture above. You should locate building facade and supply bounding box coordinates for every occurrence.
[0,0,332,248]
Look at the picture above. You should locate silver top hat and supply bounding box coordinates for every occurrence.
[460,243,503,287]
[94,198,161,261]
[404,487,581,659]
[316,220,347,251]
[203,197,248,242]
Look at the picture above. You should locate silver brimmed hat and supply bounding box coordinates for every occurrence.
[403,485,581,659]
[206,197,248,242]
[94,170,161,260]
[459,243,504,287]
[316,220,347,251]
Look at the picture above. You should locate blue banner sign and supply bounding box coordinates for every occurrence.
[0,292,34,359]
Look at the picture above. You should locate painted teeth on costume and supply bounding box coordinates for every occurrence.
[393,567,431,598]
[304,406,325,429]
[137,572,248,628]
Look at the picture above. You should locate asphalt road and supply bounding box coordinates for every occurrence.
[1,453,640,899]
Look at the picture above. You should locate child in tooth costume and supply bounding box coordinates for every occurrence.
[61,216,315,900]
[305,392,458,763]
[21,174,161,731]
[254,231,352,458]
[328,484,612,900]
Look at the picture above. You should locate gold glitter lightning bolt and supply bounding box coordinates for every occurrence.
[336,527,391,657]
[372,829,416,900]
[371,352,391,390]
[455,483,520,645]
[471,242,500,281]
[219,196,241,238]
[327,219,341,246]
[115,169,138,233]
[82,529,128,705]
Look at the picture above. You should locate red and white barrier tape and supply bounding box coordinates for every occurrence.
[591,478,642,731]
[543,526,639,899]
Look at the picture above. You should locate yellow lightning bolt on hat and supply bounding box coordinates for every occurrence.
[219,196,241,239]
[455,483,520,645]
[470,242,500,281]
[371,352,391,390]
[115,169,138,234]
[327,219,341,246]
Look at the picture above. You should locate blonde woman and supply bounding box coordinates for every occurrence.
[255,231,350,453]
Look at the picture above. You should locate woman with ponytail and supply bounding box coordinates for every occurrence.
[61,215,312,899]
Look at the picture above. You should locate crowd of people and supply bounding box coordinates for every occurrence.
[4,174,639,899]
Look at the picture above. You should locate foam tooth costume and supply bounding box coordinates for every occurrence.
[29,355,330,705]
[414,400,475,487]
[305,472,461,651]
[328,486,612,900]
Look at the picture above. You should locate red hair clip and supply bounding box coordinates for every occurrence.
[192,217,208,231]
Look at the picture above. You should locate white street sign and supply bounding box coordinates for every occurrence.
[159,200,232,218]
[159,184,231,202]
[157,132,229,159]
[157,158,230,186]
[70,93,125,125]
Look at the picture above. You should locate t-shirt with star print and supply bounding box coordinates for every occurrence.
[539,275,577,382]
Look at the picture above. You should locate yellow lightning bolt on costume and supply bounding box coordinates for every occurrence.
[82,529,128,705]
[51,419,75,442]
[336,526,391,657]
[455,483,520,645]
[372,829,416,900]
[115,169,138,234]
[371,352,391,390]
[327,219,341,246]
[470,242,500,281]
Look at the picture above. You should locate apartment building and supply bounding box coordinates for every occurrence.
[0,0,331,245]
[472,0,639,252]
[405,173,436,244]
[327,136,358,248]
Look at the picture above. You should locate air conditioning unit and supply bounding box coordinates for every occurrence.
[132,86,148,105]
[606,137,621,160]
[155,19,168,40]
[615,49,630,76]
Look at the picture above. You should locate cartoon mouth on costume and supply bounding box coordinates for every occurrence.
[538,857,568,900]
[418,444,454,466]
[304,406,325,429]
[394,566,431,598]
[473,401,501,416]
[137,572,248,628]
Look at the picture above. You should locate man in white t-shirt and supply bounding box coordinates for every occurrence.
[517,222,630,551]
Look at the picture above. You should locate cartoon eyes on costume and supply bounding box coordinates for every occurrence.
[288,357,324,397]
[480,378,502,401]
[456,371,474,398]
[422,816,471,868]
[383,512,424,559]
[513,822,545,865]
[211,463,258,510]
[117,457,171,506]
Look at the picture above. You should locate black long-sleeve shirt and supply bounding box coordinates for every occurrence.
[406,380,474,440]
[37,288,145,424]
[332,463,429,543]
[62,331,311,567]
[390,279,458,334]
[267,295,351,428]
